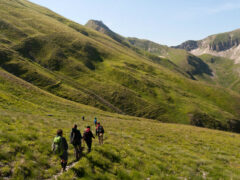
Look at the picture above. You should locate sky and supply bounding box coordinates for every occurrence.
[29,0,240,46]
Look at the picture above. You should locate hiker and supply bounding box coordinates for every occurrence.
[82,116,85,121]
[96,122,104,145]
[70,124,82,161]
[52,129,68,172]
[83,126,95,153]
[94,117,97,126]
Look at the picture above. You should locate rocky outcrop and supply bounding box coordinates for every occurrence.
[209,38,240,51]
[173,29,240,64]
[172,40,199,51]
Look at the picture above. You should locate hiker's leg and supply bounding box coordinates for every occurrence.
[87,142,91,152]
[62,151,68,171]
[76,145,81,160]
[61,160,64,169]
[78,144,82,158]
[74,145,78,160]
[62,160,67,171]
[101,135,103,145]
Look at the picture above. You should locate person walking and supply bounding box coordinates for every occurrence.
[70,124,82,161]
[82,116,85,121]
[94,117,97,126]
[52,129,68,172]
[96,122,104,145]
[83,126,95,153]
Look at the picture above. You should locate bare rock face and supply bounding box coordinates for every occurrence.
[209,38,240,51]
[173,29,240,63]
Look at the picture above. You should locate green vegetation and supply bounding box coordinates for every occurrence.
[1,69,240,179]
[0,0,240,128]
[198,54,240,92]
[1,0,240,179]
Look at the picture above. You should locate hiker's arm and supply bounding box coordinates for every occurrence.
[51,141,55,151]
[80,132,82,139]
[91,132,95,139]
[70,132,72,142]
[83,132,86,140]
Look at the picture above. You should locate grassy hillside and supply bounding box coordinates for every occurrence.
[126,38,214,79]
[1,69,240,179]
[86,21,213,80]
[197,54,240,91]
[1,1,240,179]
[1,0,240,130]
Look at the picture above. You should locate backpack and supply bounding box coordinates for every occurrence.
[97,126,104,134]
[70,130,81,145]
[70,131,76,144]
[84,130,93,141]
[52,136,64,155]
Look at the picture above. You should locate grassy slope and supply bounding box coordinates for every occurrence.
[126,37,215,80]
[0,1,240,179]
[198,54,240,92]
[127,33,240,95]
[0,0,240,128]
[1,69,240,179]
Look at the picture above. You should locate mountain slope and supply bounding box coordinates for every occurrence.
[1,68,240,179]
[173,29,240,93]
[0,0,240,130]
[1,1,240,179]
[85,20,214,80]
[197,54,240,92]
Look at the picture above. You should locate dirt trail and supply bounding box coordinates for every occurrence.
[47,161,78,180]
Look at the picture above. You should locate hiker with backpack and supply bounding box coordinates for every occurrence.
[94,117,97,126]
[52,129,68,172]
[83,126,95,153]
[96,122,104,145]
[70,124,82,161]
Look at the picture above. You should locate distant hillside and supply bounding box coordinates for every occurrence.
[0,0,240,131]
[85,20,214,80]
[197,54,240,92]
[174,29,240,63]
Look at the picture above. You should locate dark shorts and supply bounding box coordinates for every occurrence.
[60,151,68,161]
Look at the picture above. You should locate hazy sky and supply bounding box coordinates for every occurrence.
[29,0,240,46]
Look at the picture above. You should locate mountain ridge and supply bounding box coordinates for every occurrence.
[174,28,240,63]
[86,20,240,94]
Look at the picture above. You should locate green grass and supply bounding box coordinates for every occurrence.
[0,0,240,129]
[1,1,240,178]
[198,54,240,92]
[1,69,240,179]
